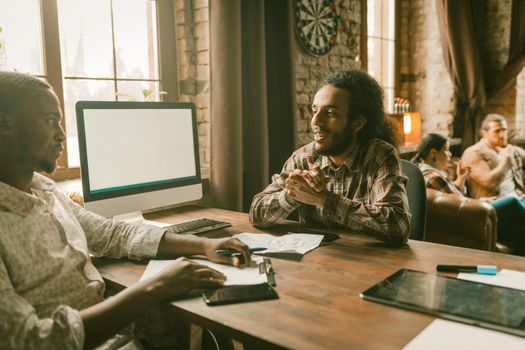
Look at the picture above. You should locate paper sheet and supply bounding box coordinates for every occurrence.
[403,319,525,350]
[234,232,323,255]
[140,256,267,286]
[403,269,525,349]
[458,269,525,290]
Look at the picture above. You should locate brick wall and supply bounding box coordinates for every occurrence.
[175,0,210,177]
[176,0,525,173]
[399,0,454,136]
[294,0,362,147]
[399,0,524,139]
[176,0,363,176]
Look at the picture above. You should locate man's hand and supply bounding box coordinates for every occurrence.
[499,146,513,169]
[202,237,251,267]
[285,167,329,207]
[300,165,330,192]
[151,257,226,299]
[157,233,250,266]
[456,160,471,182]
[151,237,251,300]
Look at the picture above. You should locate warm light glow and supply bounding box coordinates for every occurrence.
[403,112,422,146]
[403,114,412,134]
[386,112,422,146]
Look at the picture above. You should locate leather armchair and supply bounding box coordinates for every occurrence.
[425,189,514,254]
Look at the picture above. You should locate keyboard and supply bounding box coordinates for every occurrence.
[165,218,232,235]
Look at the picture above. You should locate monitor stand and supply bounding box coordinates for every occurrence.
[113,211,145,225]
[113,211,170,228]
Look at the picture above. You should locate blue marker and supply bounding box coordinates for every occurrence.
[436,264,497,275]
[215,247,267,256]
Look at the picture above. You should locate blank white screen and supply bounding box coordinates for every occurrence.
[83,108,196,192]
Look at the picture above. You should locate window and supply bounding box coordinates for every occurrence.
[0,0,45,75]
[0,0,177,180]
[366,0,397,113]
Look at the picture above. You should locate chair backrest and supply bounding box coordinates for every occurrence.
[401,159,427,240]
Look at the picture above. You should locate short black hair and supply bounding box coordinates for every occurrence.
[480,113,506,132]
[0,71,52,113]
[413,133,448,163]
[322,69,397,147]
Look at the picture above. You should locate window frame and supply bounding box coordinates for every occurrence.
[362,0,400,109]
[39,0,178,181]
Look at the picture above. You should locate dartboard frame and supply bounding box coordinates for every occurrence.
[293,0,338,56]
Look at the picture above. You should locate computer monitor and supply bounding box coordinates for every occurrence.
[76,101,202,223]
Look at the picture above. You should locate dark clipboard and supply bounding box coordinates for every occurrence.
[202,258,278,306]
[360,269,525,337]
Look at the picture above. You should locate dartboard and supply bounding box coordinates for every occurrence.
[294,0,338,56]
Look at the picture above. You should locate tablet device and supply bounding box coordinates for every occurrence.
[202,283,278,306]
[360,269,525,337]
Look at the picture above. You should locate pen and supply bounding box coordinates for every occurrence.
[215,247,267,256]
[436,264,497,275]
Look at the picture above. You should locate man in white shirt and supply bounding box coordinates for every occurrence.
[0,71,250,349]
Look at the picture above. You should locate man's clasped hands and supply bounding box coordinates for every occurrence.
[285,161,331,208]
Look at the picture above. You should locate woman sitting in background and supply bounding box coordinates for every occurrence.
[412,133,525,254]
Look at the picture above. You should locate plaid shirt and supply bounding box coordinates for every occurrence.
[418,163,465,197]
[249,139,410,246]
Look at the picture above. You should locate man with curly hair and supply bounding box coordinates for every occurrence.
[249,69,410,246]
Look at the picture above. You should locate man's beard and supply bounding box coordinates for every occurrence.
[316,123,355,157]
[38,159,56,174]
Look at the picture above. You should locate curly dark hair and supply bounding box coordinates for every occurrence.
[0,71,52,113]
[322,69,398,148]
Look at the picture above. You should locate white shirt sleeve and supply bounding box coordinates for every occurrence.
[54,189,165,260]
[0,259,85,350]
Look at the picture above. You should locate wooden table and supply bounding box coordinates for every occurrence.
[94,206,525,349]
